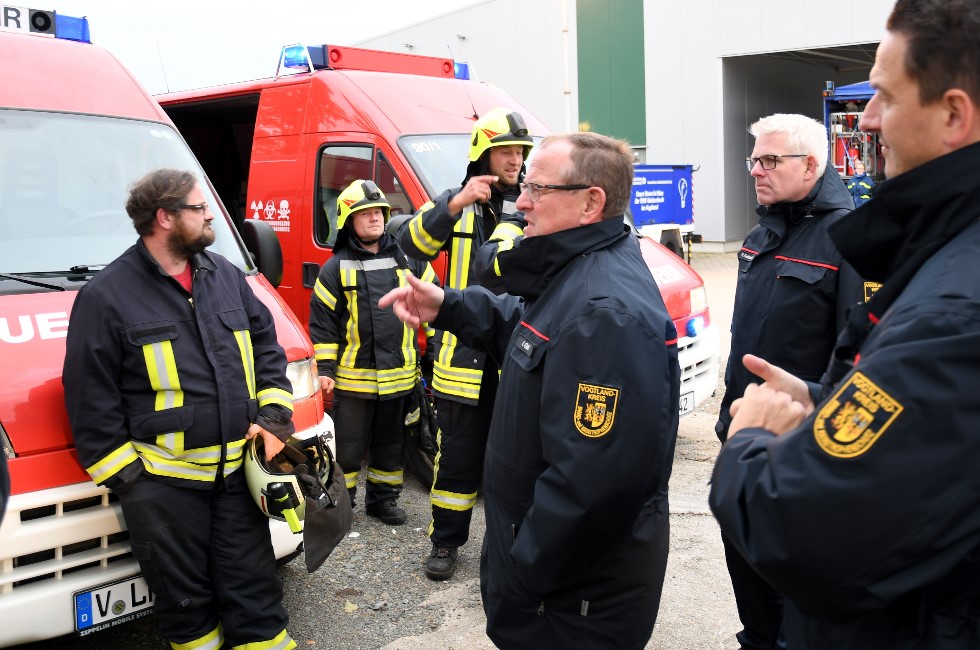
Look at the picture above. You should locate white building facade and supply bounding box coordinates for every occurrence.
[360,0,896,247]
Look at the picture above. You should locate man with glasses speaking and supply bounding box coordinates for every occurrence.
[716,113,866,650]
[381,132,680,649]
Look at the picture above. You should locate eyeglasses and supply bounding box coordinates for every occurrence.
[172,203,209,214]
[745,154,807,171]
[519,182,591,202]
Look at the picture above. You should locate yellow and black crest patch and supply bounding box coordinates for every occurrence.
[813,372,903,458]
[574,383,619,438]
[863,281,882,302]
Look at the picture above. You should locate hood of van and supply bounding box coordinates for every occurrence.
[0,291,77,455]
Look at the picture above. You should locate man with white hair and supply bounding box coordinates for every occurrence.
[717,113,866,650]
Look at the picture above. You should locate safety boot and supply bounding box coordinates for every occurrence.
[425,544,458,580]
[365,499,407,525]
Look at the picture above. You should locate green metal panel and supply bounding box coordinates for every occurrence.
[576,0,645,145]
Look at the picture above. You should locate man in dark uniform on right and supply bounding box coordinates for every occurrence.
[710,0,980,648]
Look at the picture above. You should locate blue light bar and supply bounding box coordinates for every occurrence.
[454,61,470,80]
[685,316,704,338]
[282,44,311,70]
[55,14,91,43]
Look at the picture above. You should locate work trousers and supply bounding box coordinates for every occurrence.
[118,470,290,648]
[722,533,787,650]
[333,393,407,507]
[429,369,498,548]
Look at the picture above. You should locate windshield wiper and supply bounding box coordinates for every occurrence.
[67,264,108,276]
[0,272,67,291]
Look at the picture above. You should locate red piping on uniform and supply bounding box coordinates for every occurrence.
[521,321,549,340]
[854,353,861,366]
[868,312,880,325]
[774,255,839,271]
[741,247,759,255]
[666,338,678,346]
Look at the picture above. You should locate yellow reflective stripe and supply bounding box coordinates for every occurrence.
[367,467,403,486]
[490,221,524,241]
[143,340,184,411]
[171,623,224,650]
[433,359,483,382]
[229,628,297,650]
[492,236,517,277]
[344,470,359,490]
[257,387,293,411]
[448,209,474,290]
[431,486,478,512]
[407,203,440,257]
[436,330,457,368]
[314,342,339,362]
[86,442,140,484]
[340,268,360,368]
[313,277,337,310]
[334,378,380,394]
[419,263,437,284]
[132,439,245,482]
[233,329,257,399]
[155,431,185,455]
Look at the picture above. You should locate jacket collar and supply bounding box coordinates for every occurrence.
[757,163,854,235]
[135,238,216,277]
[830,141,980,284]
[499,217,628,300]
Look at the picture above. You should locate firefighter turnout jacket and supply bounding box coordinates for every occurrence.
[398,184,520,404]
[717,163,865,440]
[64,240,295,492]
[710,142,980,648]
[309,232,436,398]
[434,218,680,648]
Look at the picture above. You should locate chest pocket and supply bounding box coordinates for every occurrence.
[774,258,830,285]
[126,321,183,411]
[508,326,548,372]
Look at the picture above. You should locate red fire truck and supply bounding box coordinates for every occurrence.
[0,18,328,646]
[158,46,720,485]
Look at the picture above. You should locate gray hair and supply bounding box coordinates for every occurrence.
[749,114,829,177]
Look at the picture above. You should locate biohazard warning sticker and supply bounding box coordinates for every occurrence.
[813,372,903,458]
[574,383,619,438]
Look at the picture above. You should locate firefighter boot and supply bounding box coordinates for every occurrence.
[365,499,407,525]
[425,544,459,580]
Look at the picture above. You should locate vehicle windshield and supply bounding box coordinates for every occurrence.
[0,109,248,275]
[399,134,543,198]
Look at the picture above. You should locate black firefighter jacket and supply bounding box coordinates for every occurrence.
[434,218,680,649]
[398,184,520,404]
[717,164,865,440]
[63,240,294,492]
[710,142,980,649]
[309,232,436,399]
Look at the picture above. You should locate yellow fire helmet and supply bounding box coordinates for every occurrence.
[468,107,534,162]
[336,179,390,232]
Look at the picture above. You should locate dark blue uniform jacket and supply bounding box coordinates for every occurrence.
[710,142,980,649]
[435,218,680,649]
[718,164,863,441]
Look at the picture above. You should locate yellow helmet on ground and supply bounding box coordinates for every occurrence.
[468,107,534,162]
[336,179,390,231]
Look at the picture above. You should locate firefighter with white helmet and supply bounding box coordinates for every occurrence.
[309,179,438,525]
[396,107,534,579]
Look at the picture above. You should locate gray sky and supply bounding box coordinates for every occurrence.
[44,0,479,94]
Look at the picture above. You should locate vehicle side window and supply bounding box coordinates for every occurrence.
[314,145,372,247]
[375,151,414,217]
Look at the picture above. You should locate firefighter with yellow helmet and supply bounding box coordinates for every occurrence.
[309,180,437,525]
[396,107,534,579]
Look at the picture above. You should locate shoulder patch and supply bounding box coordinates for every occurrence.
[574,383,619,438]
[813,371,903,458]
[863,281,882,301]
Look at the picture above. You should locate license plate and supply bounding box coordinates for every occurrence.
[679,391,695,416]
[74,575,154,634]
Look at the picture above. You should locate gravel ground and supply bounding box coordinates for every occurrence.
[22,252,742,650]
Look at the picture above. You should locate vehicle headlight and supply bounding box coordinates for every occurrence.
[286,357,318,401]
[689,286,708,314]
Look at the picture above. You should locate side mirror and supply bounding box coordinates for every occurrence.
[241,219,284,288]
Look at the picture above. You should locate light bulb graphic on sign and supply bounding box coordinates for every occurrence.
[678,178,688,209]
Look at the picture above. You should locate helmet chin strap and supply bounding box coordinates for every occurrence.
[352,233,381,246]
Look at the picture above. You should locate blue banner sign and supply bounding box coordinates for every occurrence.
[630,165,693,226]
